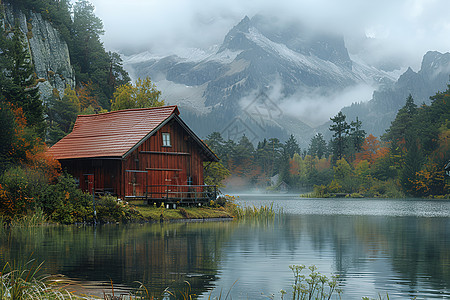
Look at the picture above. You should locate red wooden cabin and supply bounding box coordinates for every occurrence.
[49,106,218,205]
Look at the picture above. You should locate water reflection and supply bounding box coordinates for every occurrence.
[0,221,236,298]
[1,198,450,299]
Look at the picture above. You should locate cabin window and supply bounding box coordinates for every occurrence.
[162,132,171,147]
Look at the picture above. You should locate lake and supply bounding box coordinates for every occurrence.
[1,195,450,299]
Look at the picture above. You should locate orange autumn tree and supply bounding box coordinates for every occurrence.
[289,157,300,176]
[410,121,450,196]
[355,134,389,165]
[410,163,446,196]
[0,103,61,217]
[76,81,101,113]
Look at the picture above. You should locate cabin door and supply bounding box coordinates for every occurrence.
[162,170,180,198]
[82,174,94,194]
[125,171,147,197]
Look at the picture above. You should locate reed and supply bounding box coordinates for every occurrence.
[231,202,282,220]
[9,208,48,228]
[0,260,83,300]
[0,215,7,234]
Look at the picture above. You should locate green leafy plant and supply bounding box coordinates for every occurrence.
[289,265,341,300]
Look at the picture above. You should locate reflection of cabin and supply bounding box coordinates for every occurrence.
[49,106,219,206]
[446,161,450,177]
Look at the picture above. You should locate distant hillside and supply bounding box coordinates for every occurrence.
[339,51,450,139]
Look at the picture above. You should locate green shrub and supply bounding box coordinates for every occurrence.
[348,192,364,198]
[0,168,93,224]
[38,172,92,224]
[95,195,142,223]
[210,195,228,207]
[367,179,404,198]
[95,195,123,223]
[0,167,48,218]
[313,184,329,197]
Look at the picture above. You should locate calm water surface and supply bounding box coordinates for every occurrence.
[1,195,450,299]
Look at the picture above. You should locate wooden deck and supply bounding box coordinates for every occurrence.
[124,184,217,208]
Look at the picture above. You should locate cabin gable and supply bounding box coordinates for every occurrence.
[121,117,209,198]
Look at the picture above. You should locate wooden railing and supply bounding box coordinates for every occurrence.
[145,184,217,206]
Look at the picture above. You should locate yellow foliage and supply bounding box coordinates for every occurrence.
[111,77,164,111]
[333,158,352,180]
[62,85,81,112]
[328,179,342,193]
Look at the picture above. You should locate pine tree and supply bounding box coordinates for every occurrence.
[46,86,80,145]
[400,136,423,194]
[72,0,128,108]
[107,51,131,97]
[255,139,271,175]
[329,111,350,162]
[349,117,365,152]
[284,134,300,159]
[234,135,254,168]
[72,0,105,79]
[204,132,225,159]
[0,103,17,173]
[382,94,418,176]
[308,133,328,159]
[267,138,284,176]
[0,24,44,135]
[383,94,417,150]
[279,147,291,184]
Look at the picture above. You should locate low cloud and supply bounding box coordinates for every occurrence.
[91,0,450,70]
[279,84,374,127]
[237,78,374,128]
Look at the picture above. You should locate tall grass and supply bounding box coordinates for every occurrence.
[221,195,282,220]
[0,260,81,299]
[0,215,7,234]
[0,208,48,230]
[233,202,281,219]
[10,208,48,227]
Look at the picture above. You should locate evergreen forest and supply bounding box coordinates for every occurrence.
[205,92,450,198]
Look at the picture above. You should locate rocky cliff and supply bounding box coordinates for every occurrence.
[2,2,75,101]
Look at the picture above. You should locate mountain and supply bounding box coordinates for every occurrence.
[123,15,394,146]
[339,51,450,139]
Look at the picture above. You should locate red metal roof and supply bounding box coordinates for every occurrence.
[49,106,179,159]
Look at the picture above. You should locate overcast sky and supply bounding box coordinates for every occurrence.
[89,0,450,71]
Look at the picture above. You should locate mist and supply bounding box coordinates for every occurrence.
[238,78,375,127]
[90,0,450,71]
[278,84,375,127]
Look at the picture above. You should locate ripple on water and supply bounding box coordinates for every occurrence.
[235,195,450,217]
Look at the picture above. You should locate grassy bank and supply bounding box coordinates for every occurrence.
[134,205,232,221]
[0,194,282,227]
[130,194,280,221]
